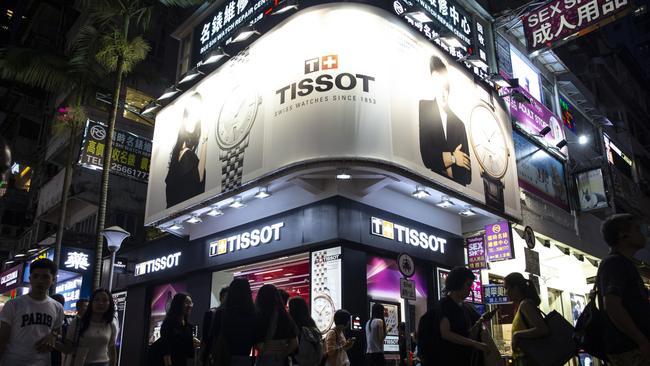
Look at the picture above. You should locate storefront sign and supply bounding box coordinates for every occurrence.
[559,96,576,132]
[63,251,90,271]
[466,235,487,270]
[208,222,284,257]
[134,252,181,277]
[112,291,127,366]
[371,217,447,254]
[55,277,83,311]
[147,5,521,225]
[523,0,632,52]
[79,119,152,182]
[485,221,513,262]
[484,284,510,304]
[0,265,22,293]
[576,168,608,211]
[400,278,416,300]
[311,247,342,333]
[114,257,128,274]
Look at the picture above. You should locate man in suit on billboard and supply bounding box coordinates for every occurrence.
[419,55,471,186]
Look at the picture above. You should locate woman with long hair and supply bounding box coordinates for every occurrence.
[504,272,548,366]
[165,92,207,208]
[324,309,355,366]
[59,288,117,366]
[255,284,298,366]
[160,293,200,366]
[365,303,386,366]
[288,297,323,366]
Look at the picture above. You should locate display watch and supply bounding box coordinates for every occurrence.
[312,252,335,332]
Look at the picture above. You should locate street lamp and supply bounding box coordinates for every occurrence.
[101,226,130,292]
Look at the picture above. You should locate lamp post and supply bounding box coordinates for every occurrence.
[101,226,130,292]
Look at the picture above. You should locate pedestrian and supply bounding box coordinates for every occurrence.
[438,266,489,365]
[597,214,650,365]
[504,272,548,366]
[201,286,228,365]
[398,323,407,366]
[0,258,65,366]
[160,293,201,366]
[324,309,355,366]
[51,294,67,366]
[365,303,386,366]
[255,284,298,366]
[288,296,323,366]
[207,278,258,366]
[75,299,89,319]
[58,288,117,366]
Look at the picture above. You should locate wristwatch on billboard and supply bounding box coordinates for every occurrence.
[215,85,262,192]
[312,252,335,332]
[469,102,509,212]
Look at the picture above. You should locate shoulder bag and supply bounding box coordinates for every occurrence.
[518,307,577,366]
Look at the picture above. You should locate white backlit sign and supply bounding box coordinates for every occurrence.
[209,222,284,256]
[0,270,18,287]
[134,252,182,276]
[55,277,82,304]
[64,251,90,271]
[370,217,447,254]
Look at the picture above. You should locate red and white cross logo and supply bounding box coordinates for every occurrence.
[321,55,338,70]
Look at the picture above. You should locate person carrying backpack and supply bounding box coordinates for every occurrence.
[288,297,323,366]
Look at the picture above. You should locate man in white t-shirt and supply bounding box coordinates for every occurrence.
[0,258,65,366]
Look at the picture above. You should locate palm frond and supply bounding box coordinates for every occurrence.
[123,36,150,73]
[95,31,150,73]
[0,47,74,93]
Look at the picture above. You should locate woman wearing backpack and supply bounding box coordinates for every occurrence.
[288,297,323,366]
[324,310,356,366]
[365,303,386,366]
[504,272,549,366]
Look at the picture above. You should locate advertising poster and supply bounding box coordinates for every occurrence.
[367,256,428,305]
[576,168,608,211]
[466,235,487,270]
[570,293,586,326]
[513,131,569,210]
[437,267,450,300]
[311,247,342,333]
[148,282,187,344]
[485,221,513,262]
[54,276,83,311]
[508,48,542,102]
[369,301,400,353]
[112,291,127,366]
[468,270,483,304]
[147,4,521,225]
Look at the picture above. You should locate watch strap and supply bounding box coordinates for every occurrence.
[221,145,246,191]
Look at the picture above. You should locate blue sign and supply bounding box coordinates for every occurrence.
[55,276,83,311]
[484,284,510,305]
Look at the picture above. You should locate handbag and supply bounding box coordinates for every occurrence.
[573,279,608,361]
[518,309,577,366]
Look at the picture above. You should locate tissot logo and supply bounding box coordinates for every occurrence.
[371,217,447,254]
[209,222,284,257]
[134,252,181,276]
[276,55,375,104]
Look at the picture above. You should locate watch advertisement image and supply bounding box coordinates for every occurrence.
[311,247,342,333]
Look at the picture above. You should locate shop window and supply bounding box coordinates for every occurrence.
[123,87,154,125]
[148,281,187,344]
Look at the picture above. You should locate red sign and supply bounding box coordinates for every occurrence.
[466,235,487,270]
[522,0,632,52]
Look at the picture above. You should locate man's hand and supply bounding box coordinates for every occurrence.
[452,144,471,171]
[35,333,57,353]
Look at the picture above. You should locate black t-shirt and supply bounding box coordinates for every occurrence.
[438,296,480,365]
[165,151,205,208]
[211,308,260,356]
[597,253,650,354]
[160,321,195,365]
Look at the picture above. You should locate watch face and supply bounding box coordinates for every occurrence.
[313,294,335,332]
[469,104,509,179]
[216,86,260,149]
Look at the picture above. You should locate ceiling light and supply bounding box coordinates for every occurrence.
[186,215,202,224]
[578,135,588,145]
[229,196,246,208]
[459,206,476,217]
[231,25,259,43]
[157,86,180,101]
[141,101,160,115]
[179,66,204,84]
[5,260,14,265]
[436,195,455,208]
[27,248,39,253]
[273,0,298,14]
[538,126,552,137]
[412,186,430,199]
[13,253,26,258]
[206,207,224,217]
[336,171,352,180]
[255,187,271,199]
[203,47,229,65]
[405,11,432,23]
[556,139,568,149]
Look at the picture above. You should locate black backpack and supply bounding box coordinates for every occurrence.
[573,283,608,361]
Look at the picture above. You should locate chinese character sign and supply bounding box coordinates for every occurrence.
[483,284,510,304]
[64,252,90,271]
[560,96,576,133]
[523,0,632,52]
[485,221,513,262]
[79,120,152,182]
[466,235,487,270]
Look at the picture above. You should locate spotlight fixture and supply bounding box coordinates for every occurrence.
[556,139,568,149]
[203,47,229,65]
[255,187,271,199]
[578,135,588,145]
[157,86,180,101]
[412,186,430,199]
[179,66,204,84]
[436,195,455,208]
[538,126,552,137]
[27,248,40,253]
[273,0,299,15]
[458,206,476,217]
[542,240,551,248]
[206,207,224,217]
[229,196,246,208]
[336,170,352,180]
[504,89,531,104]
[405,11,433,23]
[168,222,183,230]
[574,253,585,262]
[488,74,514,88]
[187,215,202,224]
[141,101,160,115]
[231,25,260,43]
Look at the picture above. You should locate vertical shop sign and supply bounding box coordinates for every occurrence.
[524,248,541,276]
[466,235,487,270]
[484,284,510,304]
[485,221,513,262]
[559,96,576,132]
[311,247,342,333]
[112,291,127,366]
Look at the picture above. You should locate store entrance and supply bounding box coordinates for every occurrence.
[210,253,310,307]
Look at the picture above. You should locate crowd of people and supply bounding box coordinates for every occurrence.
[0,213,647,366]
